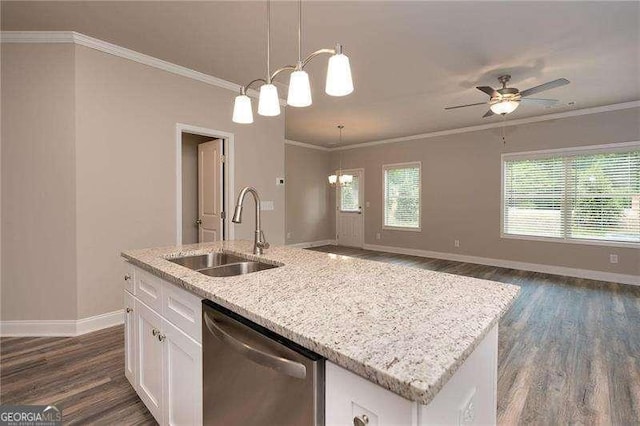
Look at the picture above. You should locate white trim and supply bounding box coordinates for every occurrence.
[383,161,422,231]
[333,101,640,151]
[176,123,235,245]
[500,233,640,249]
[285,139,331,152]
[0,31,287,105]
[363,243,640,286]
[0,310,124,337]
[286,239,337,249]
[501,140,640,161]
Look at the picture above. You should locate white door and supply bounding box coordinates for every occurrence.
[198,139,223,243]
[162,319,203,426]
[336,169,364,248]
[124,290,136,389]
[136,299,164,424]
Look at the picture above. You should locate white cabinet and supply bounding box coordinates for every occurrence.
[124,290,136,387]
[162,319,202,426]
[136,298,165,423]
[326,325,498,426]
[125,264,203,426]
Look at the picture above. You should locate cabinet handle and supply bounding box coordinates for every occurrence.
[353,415,369,426]
[124,274,132,281]
[152,328,160,337]
[158,334,166,342]
[126,307,133,313]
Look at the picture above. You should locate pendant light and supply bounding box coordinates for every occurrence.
[258,0,281,116]
[233,0,354,124]
[328,125,353,186]
[287,0,313,107]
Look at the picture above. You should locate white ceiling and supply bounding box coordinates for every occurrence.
[3,1,639,146]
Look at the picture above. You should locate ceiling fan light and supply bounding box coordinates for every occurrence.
[232,94,254,124]
[257,84,281,116]
[326,53,354,97]
[490,100,520,115]
[287,67,312,107]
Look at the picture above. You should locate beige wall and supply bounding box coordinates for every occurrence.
[1,44,78,320]
[329,108,640,276]
[285,144,334,244]
[1,42,285,321]
[181,133,214,245]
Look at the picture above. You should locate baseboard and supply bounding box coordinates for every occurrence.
[1,310,124,337]
[287,239,337,249]
[363,243,639,286]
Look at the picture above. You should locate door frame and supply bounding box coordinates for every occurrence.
[335,168,365,248]
[175,123,235,245]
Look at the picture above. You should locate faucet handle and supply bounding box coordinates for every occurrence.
[257,231,270,250]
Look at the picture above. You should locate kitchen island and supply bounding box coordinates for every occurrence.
[121,241,519,425]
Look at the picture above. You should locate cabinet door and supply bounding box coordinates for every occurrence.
[136,299,164,424]
[124,291,137,388]
[162,318,202,426]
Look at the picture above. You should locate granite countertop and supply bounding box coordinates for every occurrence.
[122,241,519,405]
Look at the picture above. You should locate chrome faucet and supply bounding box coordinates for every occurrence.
[232,187,270,255]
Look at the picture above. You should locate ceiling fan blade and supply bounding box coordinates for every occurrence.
[476,86,498,97]
[483,109,495,118]
[520,98,559,106]
[520,78,570,97]
[444,102,487,110]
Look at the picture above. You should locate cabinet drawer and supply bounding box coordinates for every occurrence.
[135,268,163,312]
[325,362,415,426]
[162,282,202,343]
[124,262,135,294]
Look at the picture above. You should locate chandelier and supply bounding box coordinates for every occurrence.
[328,125,353,186]
[232,0,354,124]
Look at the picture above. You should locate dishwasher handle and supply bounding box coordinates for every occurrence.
[204,311,307,380]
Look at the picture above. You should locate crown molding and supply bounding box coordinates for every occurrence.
[285,139,331,152]
[0,31,287,105]
[333,100,640,151]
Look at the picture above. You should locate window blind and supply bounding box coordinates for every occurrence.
[503,148,639,244]
[384,164,420,228]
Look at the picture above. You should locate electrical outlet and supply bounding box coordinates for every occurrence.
[366,201,371,208]
[376,232,381,240]
[286,232,291,239]
[276,177,285,186]
[260,201,274,211]
[610,254,619,264]
[454,239,460,248]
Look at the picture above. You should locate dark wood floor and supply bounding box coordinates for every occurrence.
[2,245,639,425]
[0,325,156,425]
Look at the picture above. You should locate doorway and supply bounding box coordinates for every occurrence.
[176,124,234,245]
[336,168,365,248]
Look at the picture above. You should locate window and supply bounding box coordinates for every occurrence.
[383,162,421,229]
[340,174,360,212]
[503,144,640,245]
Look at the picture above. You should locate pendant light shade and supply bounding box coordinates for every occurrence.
[490,100,520,115]
[326,51,353,97]
[258,84,281,116]
[339,174,353,184]
[287,66,312,107]
[328,174,337,185]
[232,94,254,124]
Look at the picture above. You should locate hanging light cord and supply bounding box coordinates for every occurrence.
[298,0,302,64]
[501,114,507,145]
[267,0,271,83]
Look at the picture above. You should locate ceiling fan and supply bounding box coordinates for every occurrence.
[445,75,570,118]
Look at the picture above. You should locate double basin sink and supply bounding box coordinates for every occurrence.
[168,252,279,277]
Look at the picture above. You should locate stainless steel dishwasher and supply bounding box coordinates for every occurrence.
[202,300,325,426]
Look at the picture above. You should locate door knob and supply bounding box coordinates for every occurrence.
[195,219,202,226]
[126,307,133,313]
[124,274,131,281]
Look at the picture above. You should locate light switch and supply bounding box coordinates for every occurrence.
[260,201,274,211]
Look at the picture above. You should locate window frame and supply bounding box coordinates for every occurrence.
[500,141,640,248]
[382,161,422,231]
